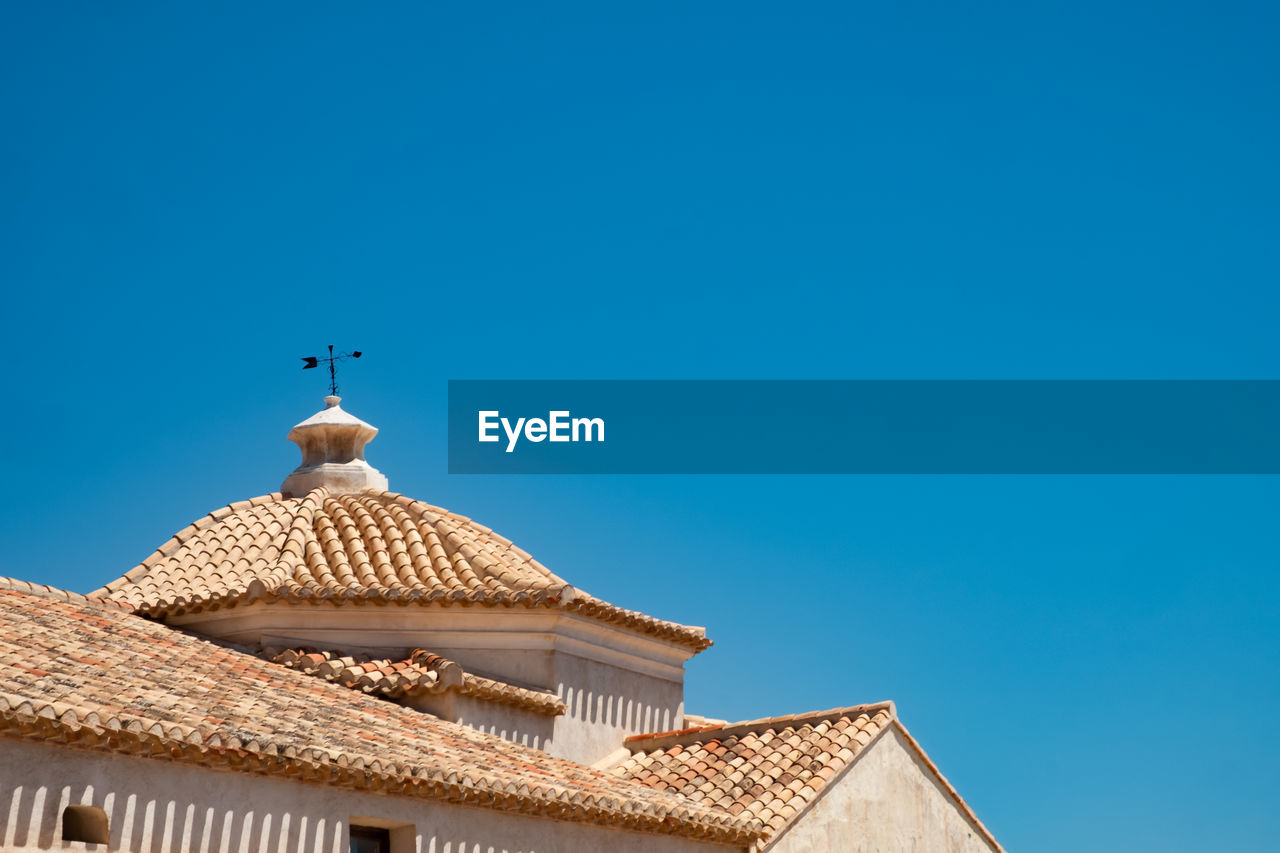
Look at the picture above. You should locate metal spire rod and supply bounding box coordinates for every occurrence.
[300,345,362,396]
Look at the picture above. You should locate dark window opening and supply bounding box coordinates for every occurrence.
[61,805,109,844]
[349,825,391,853]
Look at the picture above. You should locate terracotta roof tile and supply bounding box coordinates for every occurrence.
[614,704,896,845]
[93,489,710,651]
[617,704,1006,852]
[267,647,566,716]
[0,578,755,843]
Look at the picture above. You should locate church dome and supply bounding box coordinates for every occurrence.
[96,488,709,650]
[96,395,711,651]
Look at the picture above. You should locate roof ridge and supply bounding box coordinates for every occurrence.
[457,673,566,716]
[265,646,567,715]
[0,576,133,611]
[276,487,326,582]
[624,701,897,750]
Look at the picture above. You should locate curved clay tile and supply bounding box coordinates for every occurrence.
[0,582,753,844]
[93,488,711,651]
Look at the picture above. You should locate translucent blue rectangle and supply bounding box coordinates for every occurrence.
[447,380,1280,474]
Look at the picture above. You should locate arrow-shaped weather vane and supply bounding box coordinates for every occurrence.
[301,345,362,396]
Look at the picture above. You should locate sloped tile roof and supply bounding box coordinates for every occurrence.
[615,704,895,844]
[93,488,711,651]
[614,701,896,835]
[268,648,460,696]
[0,577,755,843]
[268,648,567,716]
[615,704,1005,851]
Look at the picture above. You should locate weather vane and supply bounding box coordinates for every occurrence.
[301,345,362,396]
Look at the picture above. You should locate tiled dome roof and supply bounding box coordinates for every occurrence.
[95,488,710,650]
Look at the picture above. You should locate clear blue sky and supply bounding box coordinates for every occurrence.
[2,3,1277,851]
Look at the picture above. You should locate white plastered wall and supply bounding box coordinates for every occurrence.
[0,739,736,853]
[169,603,692,765]
[766,726,1000,853]
[406,651,683,764]
[404,693,556,752]
[551,652,683,764]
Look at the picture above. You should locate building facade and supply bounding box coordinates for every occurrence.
[0,397,1003,852]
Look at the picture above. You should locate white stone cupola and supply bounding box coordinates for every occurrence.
[280,396,388,497]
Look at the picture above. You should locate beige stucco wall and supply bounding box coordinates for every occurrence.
[405,692,556,752]
[767,727,1000,853]
[0,739,734,853]
[551,652,682,765]
[404,651,683,765]
[168,603,689,766]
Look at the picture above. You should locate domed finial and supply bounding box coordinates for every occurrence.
[281,397,388,498]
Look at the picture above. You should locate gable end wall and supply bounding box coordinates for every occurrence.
[767,726,1000,853]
